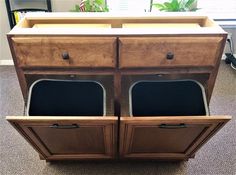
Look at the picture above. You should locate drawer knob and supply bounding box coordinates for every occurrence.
[166,52,174,60]
[62,52,70,60]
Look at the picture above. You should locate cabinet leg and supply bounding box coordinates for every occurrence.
[190,154,195,159]
[39,154,45,160]
[45,159,51,163]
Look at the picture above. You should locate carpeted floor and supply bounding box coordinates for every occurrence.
[0,62,235,175]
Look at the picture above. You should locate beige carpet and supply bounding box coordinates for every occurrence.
[0,62,235,175]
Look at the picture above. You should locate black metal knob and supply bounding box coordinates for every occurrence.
[166,52,174,60]
[62,52,69,60]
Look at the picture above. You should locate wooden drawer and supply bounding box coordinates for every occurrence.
[7,116,117,160]
[119,37,224,68]
[120,116,231,160]
[11,37,117,68]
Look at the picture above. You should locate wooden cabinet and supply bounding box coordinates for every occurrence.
[6,13,231,161]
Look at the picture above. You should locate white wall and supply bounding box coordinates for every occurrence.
[0,0,12,61]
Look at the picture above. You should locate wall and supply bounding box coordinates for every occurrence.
[0,0,12,62]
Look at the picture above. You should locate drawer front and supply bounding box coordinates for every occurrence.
[119,37,224,68]
[7,116,117,160]
[11,37,117,68]
[120,116,231,159]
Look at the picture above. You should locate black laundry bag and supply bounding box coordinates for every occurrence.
[27,80,105,116]
[130,80,209,116]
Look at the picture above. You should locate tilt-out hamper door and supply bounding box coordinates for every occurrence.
[7,116,117,160]
[120,116,230,160]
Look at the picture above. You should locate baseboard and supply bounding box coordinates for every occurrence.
[0,60,14,66]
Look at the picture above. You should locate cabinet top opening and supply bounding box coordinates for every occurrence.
[8,12,226,35]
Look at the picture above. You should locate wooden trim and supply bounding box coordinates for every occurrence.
[7,116,118,121]
[185,122,227,156]
[7,35,28,100]
[9,121,48,159]
[120,116,231,122]
[207,33,228,101]
[23,69,115,75]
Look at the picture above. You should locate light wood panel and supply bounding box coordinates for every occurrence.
[33,24,111,28]
[122,23,201,28]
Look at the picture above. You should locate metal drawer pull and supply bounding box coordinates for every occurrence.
[62,52,70,60]
[159,123,186,129]
[50,124,79,129]
[166,52,174,60]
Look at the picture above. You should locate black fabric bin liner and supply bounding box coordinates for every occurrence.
[27,80,105,116]
[130,80,208,116]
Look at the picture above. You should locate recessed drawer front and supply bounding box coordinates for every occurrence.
[11,37,117,68]
[119,37,224,68]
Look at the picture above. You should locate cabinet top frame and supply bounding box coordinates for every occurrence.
[8,12,226,36]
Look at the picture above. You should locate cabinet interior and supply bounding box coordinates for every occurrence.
[17,16,215,29]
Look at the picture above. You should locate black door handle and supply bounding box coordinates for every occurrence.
[159,123,186,129]
[50,124,79,129]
